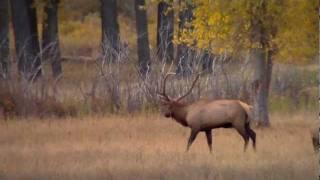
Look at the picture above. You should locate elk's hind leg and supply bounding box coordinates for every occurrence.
[187,129,199,152]
[205,130,213,153]
[235,127,249,152]
[247,128,256,150]
[244,121,256,150]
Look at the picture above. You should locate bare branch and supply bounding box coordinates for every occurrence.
[157,72,175,102]
[176,74,200,102]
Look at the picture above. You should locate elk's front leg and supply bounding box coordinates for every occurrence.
[187,129,199,152]
[205,130,212,153]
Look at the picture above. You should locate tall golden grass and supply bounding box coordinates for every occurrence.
[0,111,318,180]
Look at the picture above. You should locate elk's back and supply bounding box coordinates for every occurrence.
[187,100,247,129]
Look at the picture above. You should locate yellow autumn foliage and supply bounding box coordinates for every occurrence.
[177,0,318,64]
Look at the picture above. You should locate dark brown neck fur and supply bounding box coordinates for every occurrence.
[170,102,189,127]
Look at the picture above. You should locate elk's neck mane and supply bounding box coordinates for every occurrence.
[171,102,189,127]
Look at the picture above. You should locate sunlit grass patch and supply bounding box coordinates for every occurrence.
[0,112,317,180]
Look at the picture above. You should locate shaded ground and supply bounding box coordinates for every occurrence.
[0,112,318,180]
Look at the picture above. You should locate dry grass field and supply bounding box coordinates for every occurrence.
[0,111,318,180]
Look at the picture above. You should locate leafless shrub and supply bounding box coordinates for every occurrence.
[271,64,317,107]
[0,43,78,119]
[126,83,144,113]
[138,48,253,108]
[3,32,315,118]
[0,77,77,118]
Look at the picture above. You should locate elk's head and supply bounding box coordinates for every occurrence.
[157,73,199,118]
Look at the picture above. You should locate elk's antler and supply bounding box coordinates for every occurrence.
[176,74,200,102]
[157,72,176,101]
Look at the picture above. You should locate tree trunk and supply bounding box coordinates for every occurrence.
[156,0,174,63]
[248,0,271,127]
[266,49,274,98]
[0,0,9,79]
[11,0,41,80]
[101,0,120,62]
[42,0,62,78]
[251,48,270,127]
[134,0,150,77]
[201,50,214,73]
[176,0,194,76]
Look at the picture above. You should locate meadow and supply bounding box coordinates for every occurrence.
[1,2,318,179]
[0,111,318,180]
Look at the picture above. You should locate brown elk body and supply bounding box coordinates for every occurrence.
[158,73,256,152]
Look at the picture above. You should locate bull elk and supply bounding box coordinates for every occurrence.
[157,73,256,152]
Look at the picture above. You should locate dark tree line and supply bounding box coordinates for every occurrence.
[0,0,62,80]
[134,0,151,77]
[101,0,120,61]
[42,0,62,78]
[156,0,174,63]
[0,0,9,79]
[11,0,42,80]
[0,0,196,80]
[176,0,194,76]
[100,0,191,77]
